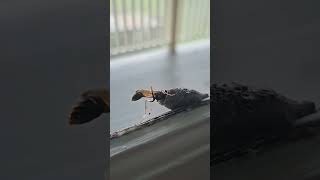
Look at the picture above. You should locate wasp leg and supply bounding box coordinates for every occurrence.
[144,100,147,114]
[149,86,156,102]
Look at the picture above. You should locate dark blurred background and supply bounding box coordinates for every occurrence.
[0,0,109,179]
[212,0,320,179]
[213,0,320,105]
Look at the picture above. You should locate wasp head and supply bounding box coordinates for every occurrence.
[132,90,146,101]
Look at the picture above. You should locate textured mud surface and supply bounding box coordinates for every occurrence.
[156,88,209,110]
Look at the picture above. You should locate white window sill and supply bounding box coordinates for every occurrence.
[110,101,210,180]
